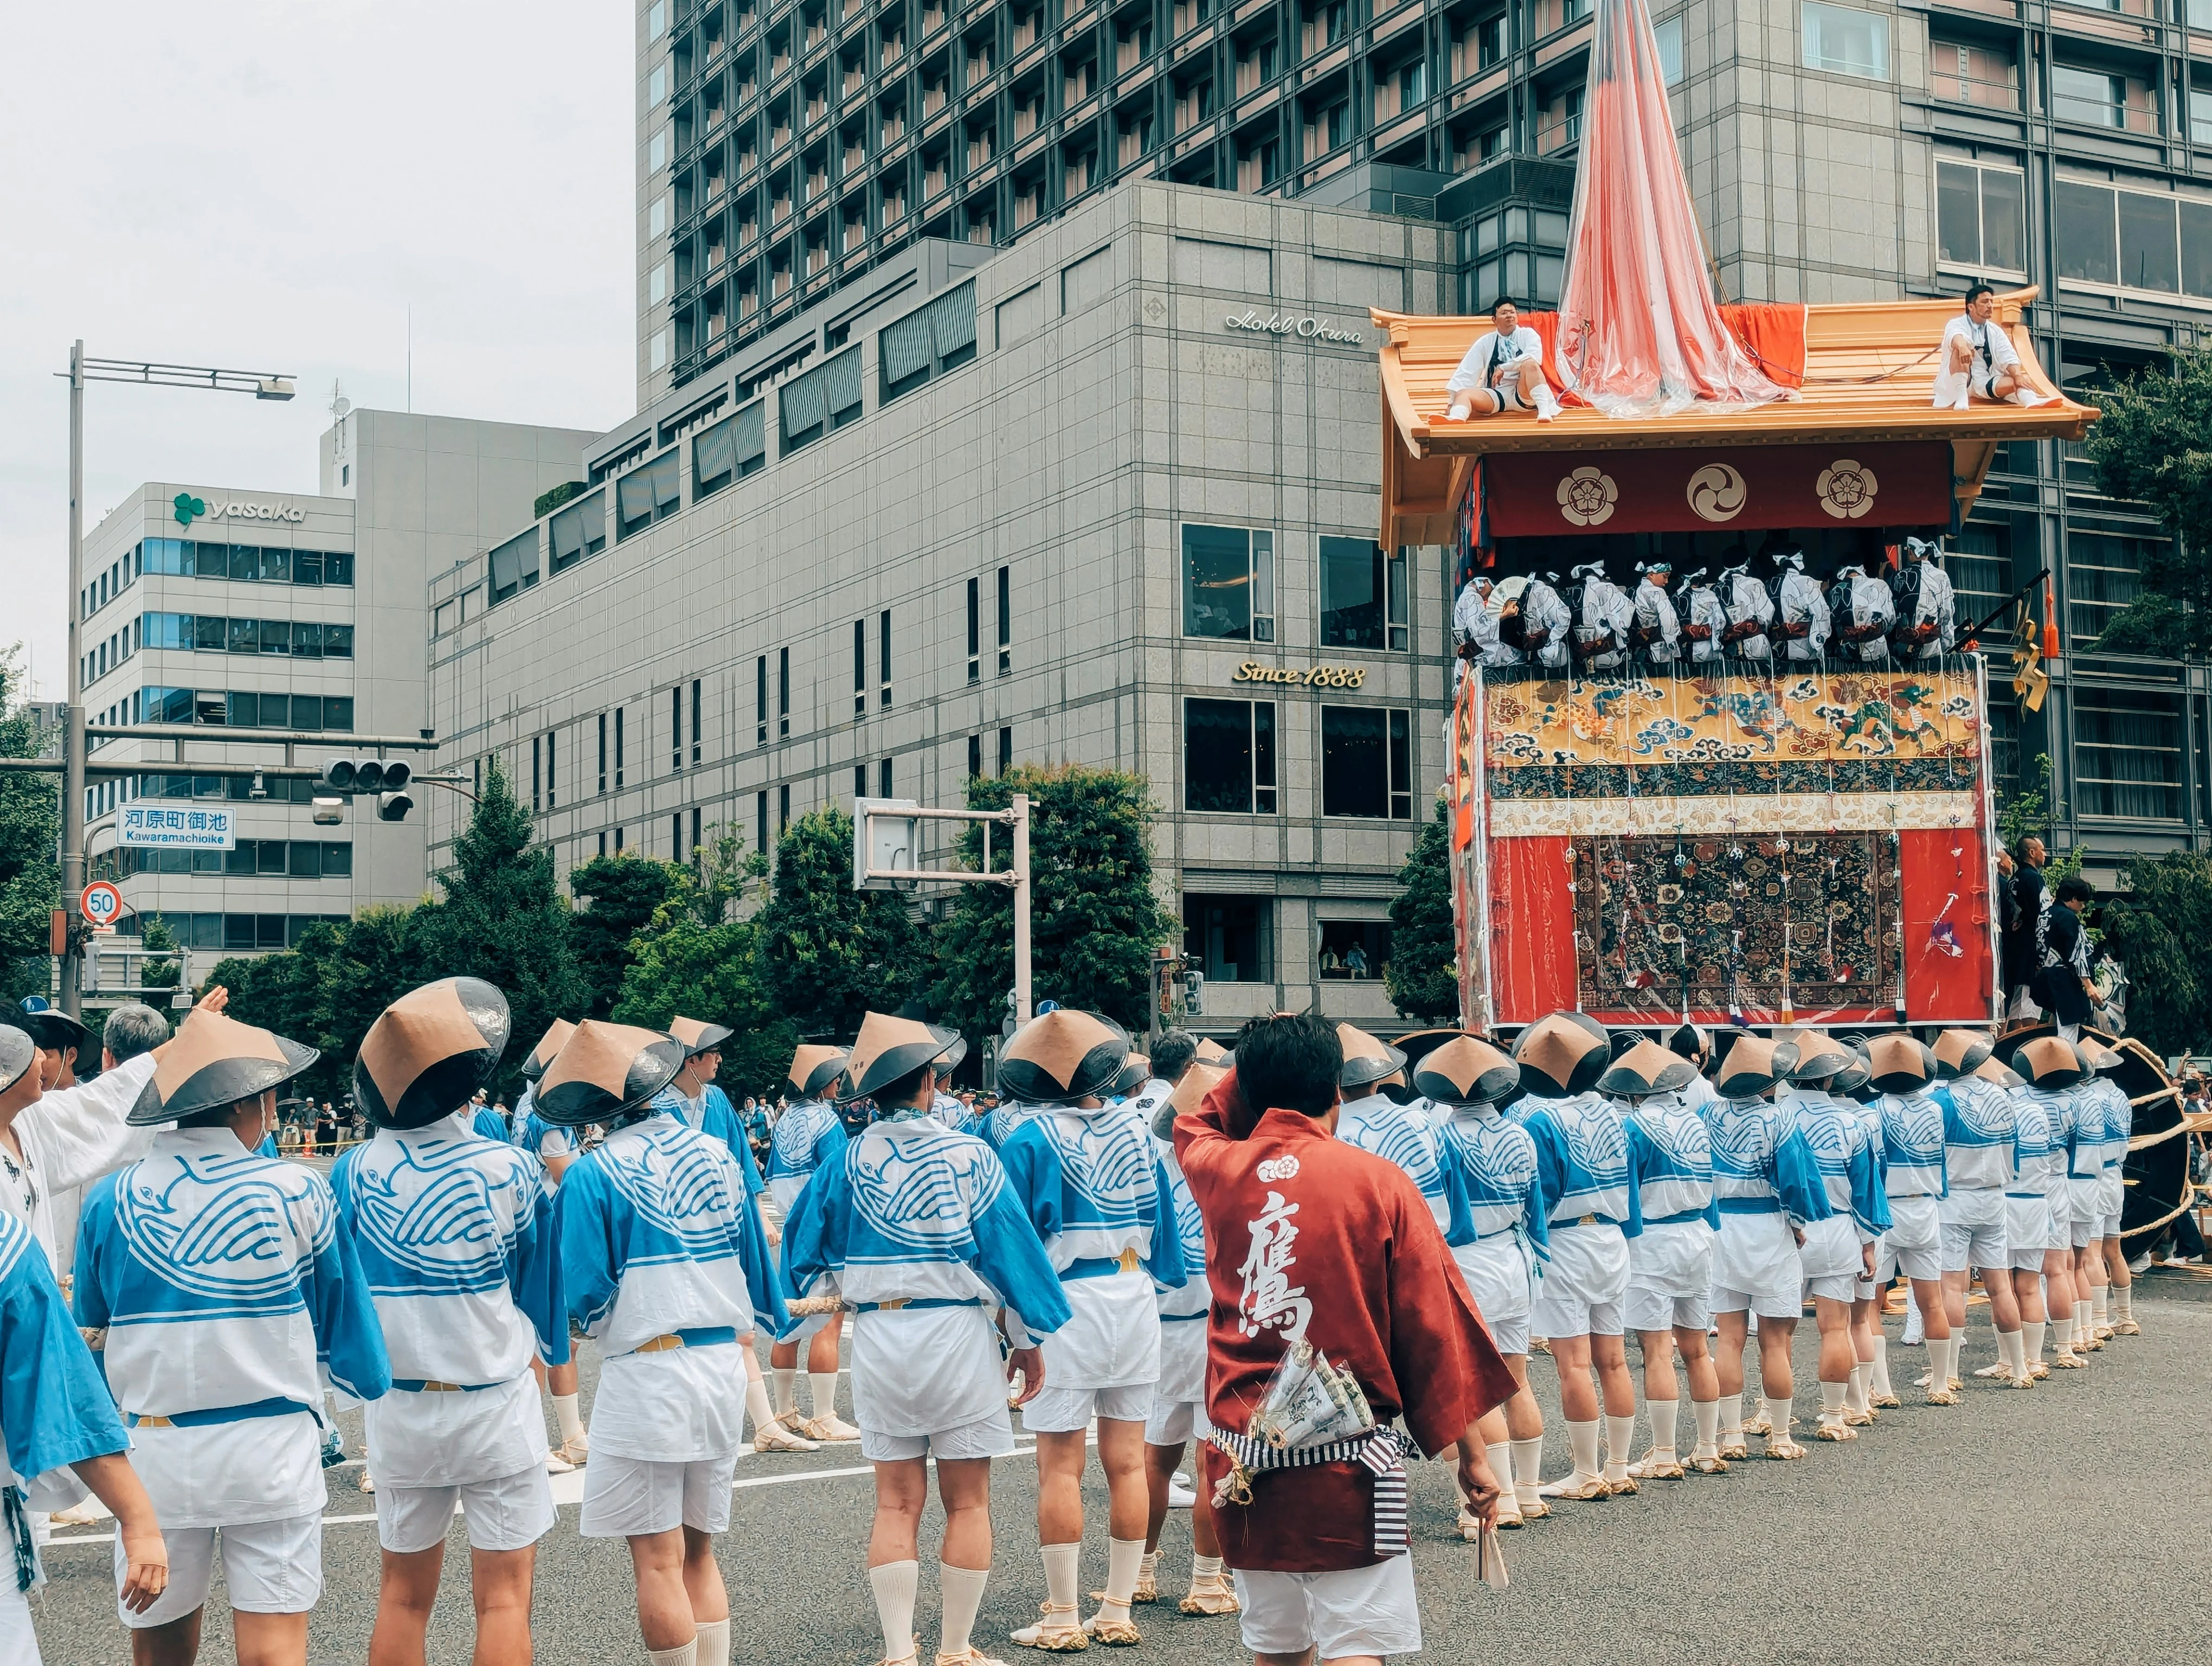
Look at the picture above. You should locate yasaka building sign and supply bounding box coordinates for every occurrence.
[172,490,305,527]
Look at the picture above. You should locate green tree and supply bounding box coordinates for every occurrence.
[929,765,1176,1039]
[1995,753,2084,885]
[0,647,60,1003]
[569,854,679,1017]
[2095,853,2212,1058]
[138,915,182,990]
[1386,799,1460,1023]
[2082,348,2212,656]
[757,808,930,1040]
[408,758,585,1099]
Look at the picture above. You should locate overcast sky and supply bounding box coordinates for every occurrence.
[1,1,633,703]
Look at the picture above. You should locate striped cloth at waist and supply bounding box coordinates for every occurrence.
[1717,1196,1782,1215]
[126,1396,311,1430]
[851,1297,982,1314]
[619,1326,738,1356]
[1064,1248,1143,1280]
[1645,1207,1713,1228]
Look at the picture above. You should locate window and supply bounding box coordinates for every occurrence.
[1182,526,1276,642]
[1184,894,1274,982]
[853,619,868,716]
[1935,161,2026,272]
[2052,64,2155,133]
[488,529,543,604]
[692,678,703,764]
[1654,14,1683,84]
[2053,181,2200,293]
[673,811,684,858]
[549,490,608,572]
[672,686,685,770]
[1930,38,2016,108]
[757,789,769,852]
[138,612,352,658]
[597,712,609,793]
[546,729,557,805]
[136,538,353,586]
[615,706,626,787]
[2119,193,2179,291]
[879,281,980,401]
[1319,537,1408,650]
[879,757,893,797]
[854,763,868,800]
[996,565,1012,675]
[968,733,983,779]
[2055,180,2119,285]
[1801,1,1887,78]
[1321,706,1413,819]
[1317,919,1392,981]
[998,726,1012,775]
[691,805,702,860]
[2073,689,2183,819]
[616,450,682,540]
[2068,529,2159,647]
[879,610,892,707]
[780,347,864,452]
[757,655,770,744]
[532,736,543,810]
[1185,697,1278,813]
[967,576,981,683]
[2192,84,2212,145]
[693,402,768,496]
[779,646,792,735]
[779,781,792,833]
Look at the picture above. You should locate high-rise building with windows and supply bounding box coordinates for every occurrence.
[633,0,2212,876]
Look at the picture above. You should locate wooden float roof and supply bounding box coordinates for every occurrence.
[1373,286,2099,548]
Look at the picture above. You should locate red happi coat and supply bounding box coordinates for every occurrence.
[1174,1079,1516,1572]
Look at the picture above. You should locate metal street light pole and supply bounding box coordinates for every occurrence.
[57,345,295,1017]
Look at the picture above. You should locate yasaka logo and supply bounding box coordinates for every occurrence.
[207,499,307,524]
[1255,1154,1300,1182]
[1224,309,1366,345]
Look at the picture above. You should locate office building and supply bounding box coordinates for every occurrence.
[75,413,596,990]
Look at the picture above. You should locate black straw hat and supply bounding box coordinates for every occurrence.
[839,1011,962,1104]
[996,1010,1130,1105]
[785,1044,851,1100]
[519,1019,576,1083]
[668,1016,734,1058]
[1416,1035,1525,1108]
[354,978,512,1131]
[533,1021,687,1126]
[1513,1011,1611,1098]
[127,1008,319,1127]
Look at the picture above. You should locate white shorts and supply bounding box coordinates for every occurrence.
[375,1463,556,1555]
[1940,1187,2007,1273]
[1797,1215,1861,1306]
[119,1513,320,1628]
[1,1578,38,1664]
[1530,1220,1631,1339]
[859,1407,1016,1463]
[1877,1195,1943,1284]
[2066,1180,2100,1248]
[1711,1211,1803,1319]
[2097,1167,2125,1222]
[2095,1211,2122,1241]
[1625,1287,1711,1334]
[1452,1236,1534,1358]
[1144,1399,1212,1447]
[578,1453,735,1539]
[2006,1196,2058,1269]
[1236,1555,1421,1660]
[1021,1381,1154,1433]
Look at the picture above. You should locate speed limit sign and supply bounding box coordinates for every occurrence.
[80,881,124,933]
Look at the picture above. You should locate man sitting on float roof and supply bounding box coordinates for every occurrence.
[1445,297,1562,424]
[1933,283,2053,410]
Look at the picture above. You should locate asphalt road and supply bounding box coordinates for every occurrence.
[30,1283,2212,1665]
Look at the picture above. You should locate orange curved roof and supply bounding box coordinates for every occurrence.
[1372,286,2098,547]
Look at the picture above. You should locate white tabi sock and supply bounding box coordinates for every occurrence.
[1042,1542,1081,1617]
[1719,1393,1744,1440]
[1484,1441,1514,1508]
[1818,1380,1847,1427]
[646,1639,698,1666]
[1511,1436,1545,1506]
[743,1377,777,1440]
[2092,1286,2110,1329]
[2074,1298,2094,1343]
[868,1560,919,1664]
[1097,1536,1145,1623]
[2024,1319,2046,1364]
[1138,1548,1160,1587]
[1603,1414,1637,1480]
[1870,1336,1892,1399]
[1845,1364,1869,1414]
[1565,1418,1602,1481]
[2114,1283,2134,1321]
[809,1372,841,1420]
[940,1564,988,1658]
[1939,1335,1960,1383]
[1645,1395,1679,1458]
[1998,1328,2026,1381]
[1761,1396,1794,1437]
[1691,1398,1720,1455]
[1191,1553,1224,1585]
[771,1367,796,1416]
[695,1618,731,1666]
[1901,1303,1925,1346]
[554,1393,586,1446]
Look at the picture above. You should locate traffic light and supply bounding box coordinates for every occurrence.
[320,758,415,819]
[2010,602,2049,713]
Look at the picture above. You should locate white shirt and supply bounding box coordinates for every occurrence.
[1634,579,1683,661]
[0,1052,161,1271]
[1523,578,1574,670]
[1446,326,1547,395]
[1576,574,1635,670]
[1777,568,1831,660]
[1830,571,1896,662]
[1895,561,1956,658]
[1933,315,2022,408]
[1454,584,1519,669]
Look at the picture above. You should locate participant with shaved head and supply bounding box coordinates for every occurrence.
[1705,1036,1830,1459]
[1868,1034,1960,1404]
[1426,1033,1551,1524]
[995,1010,1185,1651]
[1932,1030,2027,1388]
[1513,1012,1641,1500]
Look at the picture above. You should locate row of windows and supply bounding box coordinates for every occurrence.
[108,913,351,952]
[461,283,978,621]
[1184,895,1394,985]
[104,841,356,880]
[1182,526,1409,650]
[1937,159,2212,300]
[1186,697,1415,820]
[138,687,357,732]
[84,541,355,627]
[141,613,356,659]
[135,772,324,805]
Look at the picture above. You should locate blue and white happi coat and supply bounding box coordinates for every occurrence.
[1000,1101,1187,1391]
[1877,1088,1953,1200]
[1436,1104,1545,1340]
[781,1113,1071,1437]
[75,1127,391,1529]
[1336,1091,1475,1242]
[1941,1075,2019,1193]
[555,1111,786,1463]
[508,1084,574,1168]
[2085,1073,2133,1222]
[1706,1097,1831,1227]
[766,1096,848,1215]
[1520,1092,1633,1228]
[1150,1132,1211,1407]
[330,1118,568,1489]
[1617,1091,1719,1301]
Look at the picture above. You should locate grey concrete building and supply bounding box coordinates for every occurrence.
[76,413,596,989]
[440,182,1447,1031]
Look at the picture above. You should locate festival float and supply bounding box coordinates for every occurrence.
[1372,0,2100,1035]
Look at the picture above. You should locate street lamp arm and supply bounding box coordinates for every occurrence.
[68,358,297,399]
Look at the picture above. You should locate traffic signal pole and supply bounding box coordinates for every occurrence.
[60,343,84,1017]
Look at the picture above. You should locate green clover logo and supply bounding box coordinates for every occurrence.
[172,492,205,527]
